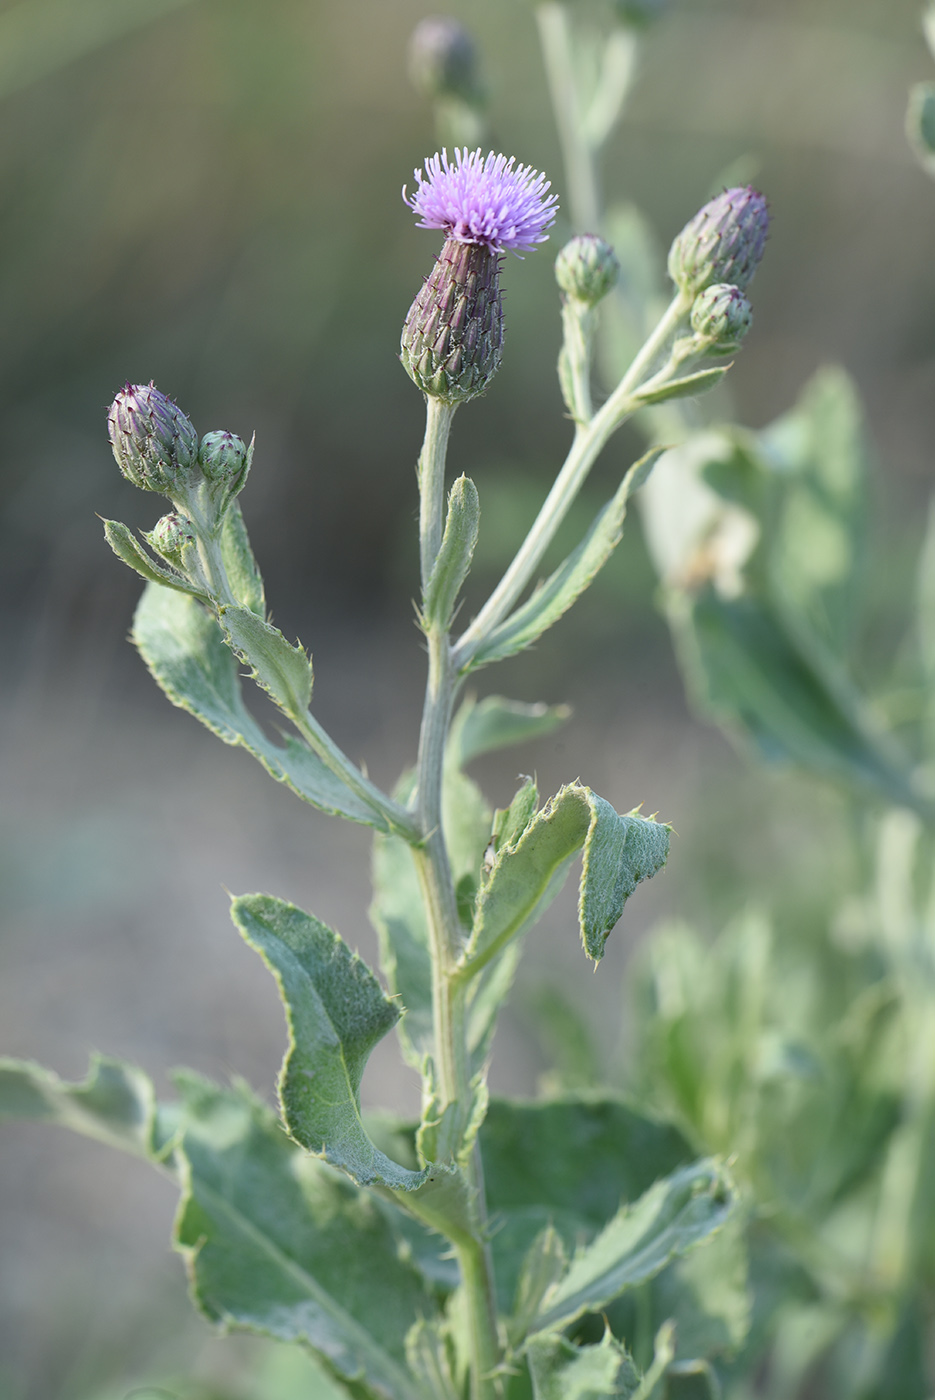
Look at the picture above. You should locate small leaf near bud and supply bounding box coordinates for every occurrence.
[107,382,198,495]
[199,430,249,488]
[150,512,197,566]
[408,17,483,106]
[555,234,620,306]
[667,186,769,298]
[690,283,753,353]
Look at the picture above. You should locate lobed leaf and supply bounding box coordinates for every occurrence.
[103,517,203,596]
[133,583,391,830]
[0,1054,158,1156]
[220,604,314,716]
[462,782,670,973]
[468,448,663,669]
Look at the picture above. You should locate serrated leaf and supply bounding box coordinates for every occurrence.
[509,1225,568,1348]
[462,783,670,973]
[634,366,729,407]
[171,1074,435,1400]
[219,499,265,614]
[526,1331,642,1400]
[0,1054,158,1155]
[469,449,663,668]
[231,892,432,1193]
[534,1160,739,1332]
[220,603,313,715]
[133,583,390,830]
[424,475,479,629]
[103,518,202,595]
[448,694,571,769]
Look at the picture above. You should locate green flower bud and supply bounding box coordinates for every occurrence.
[107,382,198,495]
[668,186,769,298]
[613,0,667,28]
[199,429,249,487]
[690,283,753,352]
[555,234,620,306]
[150,512,197,566]
[401,238,503,404]
[408,17,483,106]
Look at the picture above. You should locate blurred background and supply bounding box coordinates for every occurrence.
[1,0,934,1394]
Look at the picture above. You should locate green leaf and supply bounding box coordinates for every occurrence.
[133,583,390,830]
[634,366,729,407]
[220,499,265,615]
[534,1159,738,1332]
[667,586,924,814]
[469,449,663,669]
[171,1074,436,1400]
[758,366,868,656]
[526,1331,641,1400]
[424,475,480,629]
[231,892,432,1193]
[463,783,670,972]
[0,1054,158,1156]
[220,603,314,715]
[447,694,572,769]
[509,1225,568,1349]
[102,517,203,596]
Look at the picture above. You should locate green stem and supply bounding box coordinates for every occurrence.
[536,3,601,232]
[413,394,502,1400]
[454,292,689,668]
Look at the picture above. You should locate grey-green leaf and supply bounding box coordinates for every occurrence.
[231,892,432,1193]
[463,783,670,973]
[220,604,314,715]
[133,583,390,830]
[219,499,265,615]
[526,1331,641,1400]
[103,518,203,595]
[634,366,729,407]
[447,694,572,769]
[171,1074,435,1400]
[534,1160,739,1332]
[468,449,663,669]
[0,1054,158,1156]
[424,475,480,629]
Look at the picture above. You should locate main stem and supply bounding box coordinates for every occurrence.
[414,395,501,1400]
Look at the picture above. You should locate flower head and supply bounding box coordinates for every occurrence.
[403,147,558,253]
[668,186,769,298]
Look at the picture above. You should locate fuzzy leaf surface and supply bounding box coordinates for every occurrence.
[103,518,201,595]
[463,783,670,971]
[469,449,663,668]
[424,474,479,628]
[231,893,432,1192]
[133,583,390,830]
[171,1074,435,1400]
[219,499,265,614]
[534,1159,738,1332]
[220,604,313,715]
[526,1332,641,1400]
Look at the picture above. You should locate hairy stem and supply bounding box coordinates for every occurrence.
[414,394,502,1400]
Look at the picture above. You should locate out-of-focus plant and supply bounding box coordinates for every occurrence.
[0,24,777,1396]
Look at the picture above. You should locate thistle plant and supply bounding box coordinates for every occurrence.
[0,116,773,1398]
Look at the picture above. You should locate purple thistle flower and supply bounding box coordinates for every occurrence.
[403,147,558,254]
[401,149,558,403]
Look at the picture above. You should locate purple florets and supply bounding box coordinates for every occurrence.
[403,147,558,253]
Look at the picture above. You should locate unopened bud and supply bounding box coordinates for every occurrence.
[555,234,620,306]
[150,512,197,566]
[199,430,249,487]
[690,283,753,352]
[107,382,198,495]
[668,186,769,298]
[614,0,667,28]
[401,238,503,403]
[408,17,482,105]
